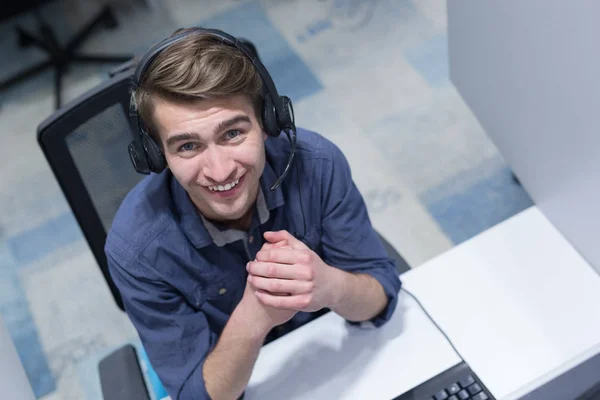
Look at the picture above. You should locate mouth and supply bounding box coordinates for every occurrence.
[205,174,245,198]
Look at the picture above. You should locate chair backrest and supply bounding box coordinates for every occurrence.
[37,69,143,311]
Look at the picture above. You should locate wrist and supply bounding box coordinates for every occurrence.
[231,300,271,341]
[327,266,352,312]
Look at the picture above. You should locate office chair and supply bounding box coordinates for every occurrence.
[36,53,410,400]
[0,1,132,110]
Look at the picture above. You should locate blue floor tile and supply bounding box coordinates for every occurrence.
[404,34,450,88]
[0,245,56,397]
[11,324,56,397]
[8,212,83,266]
[422,165,534,244]
[200,1,323,102]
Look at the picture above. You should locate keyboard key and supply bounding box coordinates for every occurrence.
[434,389,449,400]
[472,393,489,400]
[448,396,459,400]
[468,383,482,395]
[448,383,460,394]
[459,375,476,388]
[457,390,470,400]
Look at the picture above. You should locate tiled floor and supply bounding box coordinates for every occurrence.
[0,0,533,398]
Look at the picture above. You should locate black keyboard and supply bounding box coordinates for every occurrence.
[392,362,495,400]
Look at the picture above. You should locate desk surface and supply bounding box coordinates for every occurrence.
[247,206,600,399]
[402,206,600,399]
[246,290,462,400]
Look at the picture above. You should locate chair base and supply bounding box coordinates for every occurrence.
[0,5,132,109]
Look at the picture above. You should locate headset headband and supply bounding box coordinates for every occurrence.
[132,28,288,125]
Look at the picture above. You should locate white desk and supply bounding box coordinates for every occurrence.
[247,206,600,399]
[246,290,462,400]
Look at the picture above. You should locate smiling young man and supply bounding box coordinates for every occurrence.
[105,28,402,400]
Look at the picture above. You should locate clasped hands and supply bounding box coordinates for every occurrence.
[246,230,342,313]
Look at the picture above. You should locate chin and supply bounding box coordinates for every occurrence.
[216,209,246,221]
[211,201,251,222]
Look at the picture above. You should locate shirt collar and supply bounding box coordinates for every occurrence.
[200,188,269,247]
[171,158,286,249]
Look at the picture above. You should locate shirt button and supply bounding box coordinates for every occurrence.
[218,288,227,295]
[249,235,254,244]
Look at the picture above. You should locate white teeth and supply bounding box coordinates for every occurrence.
[209,178,240,192]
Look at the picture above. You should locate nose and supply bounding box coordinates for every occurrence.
[202,145,236,184]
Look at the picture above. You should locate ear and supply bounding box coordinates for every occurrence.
[263,132,268,140]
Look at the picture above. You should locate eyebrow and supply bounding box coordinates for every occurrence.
[165,115,252,148]
[216,115,252,134]
[165,132,199,147]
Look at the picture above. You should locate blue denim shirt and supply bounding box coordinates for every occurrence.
[105,127,402,400]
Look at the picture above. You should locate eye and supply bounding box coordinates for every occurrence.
[225,130,241,140]
[178,142,196,152]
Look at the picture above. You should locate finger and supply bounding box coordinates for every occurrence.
[247,261,313,280]
[255,248,310,265]
[263,230,303,247]
[255,291,312,310]
[247,275,313,295]
[260,242,277,250]
[264,230,308,250]
[261,240,290,251]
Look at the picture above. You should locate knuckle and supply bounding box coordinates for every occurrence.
[267,263,277,277]
[300,251,311,264]
[305,268,315,281]
[301,296,312,308]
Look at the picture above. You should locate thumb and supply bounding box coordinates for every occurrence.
[264,230,308,250]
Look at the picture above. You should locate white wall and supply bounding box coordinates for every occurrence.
[447,0,600,274]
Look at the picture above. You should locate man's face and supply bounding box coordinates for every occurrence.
[152,94,267,224]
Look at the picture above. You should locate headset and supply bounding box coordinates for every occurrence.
[127,27,297,191]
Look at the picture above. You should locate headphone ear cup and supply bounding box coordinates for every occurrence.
[141,133,167,173]
[128,139,151,175]
[278,95,294,130]
[262,94,281,137]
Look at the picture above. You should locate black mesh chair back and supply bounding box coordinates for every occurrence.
[37,69,142,311]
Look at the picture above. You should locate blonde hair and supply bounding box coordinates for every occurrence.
[134,27,264,140]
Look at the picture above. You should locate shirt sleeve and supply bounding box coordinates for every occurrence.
[317,140,402,328]
[105,246,215,400]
